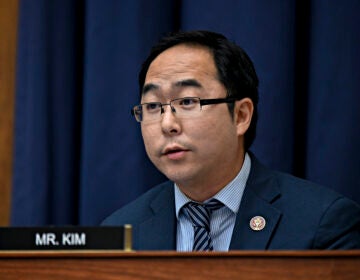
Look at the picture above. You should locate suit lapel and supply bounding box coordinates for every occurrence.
[230,155,282,250]
[137,182,177,250]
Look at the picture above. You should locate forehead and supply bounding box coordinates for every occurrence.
[144,44,218,84]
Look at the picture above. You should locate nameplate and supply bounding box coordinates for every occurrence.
[0,225,132,251]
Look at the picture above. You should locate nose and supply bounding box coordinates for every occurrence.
[160,104,176,114]
[160,105,181,135]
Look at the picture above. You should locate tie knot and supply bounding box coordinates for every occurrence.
[182,199,223,229]
[204,199,224,212]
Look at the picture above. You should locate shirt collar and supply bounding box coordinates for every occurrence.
[174,152,251,218]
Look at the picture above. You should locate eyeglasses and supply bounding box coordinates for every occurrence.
[131,96,240,122]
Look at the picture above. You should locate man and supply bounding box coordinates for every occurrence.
[102,30,360,250]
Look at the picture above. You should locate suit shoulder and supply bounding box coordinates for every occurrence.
[101,181,172,225]
[273,170,343,202]
[249,159,360,248]
[248,153,339,202]
[249,155,359,216]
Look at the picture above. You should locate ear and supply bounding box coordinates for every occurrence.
[233,98,254,136]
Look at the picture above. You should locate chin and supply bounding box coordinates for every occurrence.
[162,169,199,186]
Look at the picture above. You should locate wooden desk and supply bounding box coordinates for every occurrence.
[1,250,359,279]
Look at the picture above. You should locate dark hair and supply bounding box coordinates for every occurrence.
[139,30,259,150]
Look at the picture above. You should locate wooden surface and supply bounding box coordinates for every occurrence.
[0,250,359,279]
[0,0,19,226]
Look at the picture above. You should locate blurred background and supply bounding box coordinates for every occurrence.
[1,0,359,226]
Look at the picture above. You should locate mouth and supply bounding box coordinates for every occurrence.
[162,146,189,160]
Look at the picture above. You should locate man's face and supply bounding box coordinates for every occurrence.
[141,44,245,195]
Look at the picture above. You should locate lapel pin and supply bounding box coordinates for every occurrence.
[250,216,266,231]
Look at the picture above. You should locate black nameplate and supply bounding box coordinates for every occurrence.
[0,226,131,250]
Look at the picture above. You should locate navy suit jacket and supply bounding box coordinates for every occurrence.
[102,155,360,250]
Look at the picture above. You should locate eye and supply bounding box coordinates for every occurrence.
[178,97,199,107]
[144,102,161,113]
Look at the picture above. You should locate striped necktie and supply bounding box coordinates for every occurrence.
[182,199,224,251]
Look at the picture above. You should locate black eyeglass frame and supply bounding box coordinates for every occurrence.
[131,96,242,122]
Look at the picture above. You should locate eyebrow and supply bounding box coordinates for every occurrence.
[142,79,202,95]
[174,79,202,89]
[142,83,159,95]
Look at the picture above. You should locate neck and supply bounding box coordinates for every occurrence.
[177,152,246,202]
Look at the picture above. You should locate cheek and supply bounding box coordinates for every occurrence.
[189,116,237,151]
[209,115,238,148]
[141,124,159,155]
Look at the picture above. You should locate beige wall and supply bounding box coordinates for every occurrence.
[0,0,18,225]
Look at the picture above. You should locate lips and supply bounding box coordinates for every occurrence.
[163,146,187,155]
[162,145,189,160]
